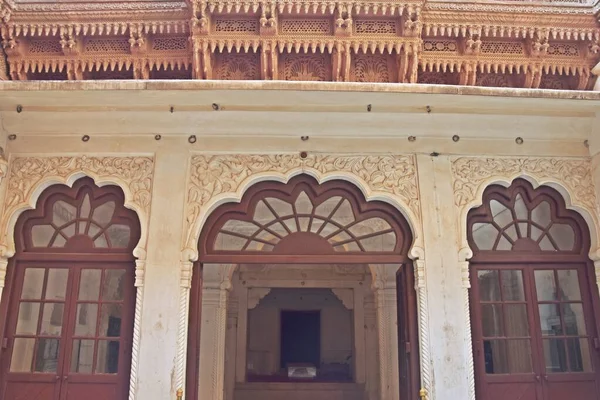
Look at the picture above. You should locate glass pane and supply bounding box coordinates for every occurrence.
[40,303,64,336]
[99,304,122,337]
[294,191,313,214]
[549,224,575,251]
[490,200,512,228]
[330,200,354,226]
[514,194,528,220]
[10,338,35,372]
[22,268,45,299]
[531,225,543,241]
[45,269,68,300]
[501,270,524,301]
[543,338,567,373]
[70,339,95,373]
[92,201,115,226]
[267,222,287,237]
[266,198,294,218]
[298,217,310,232]
[497,236,512,250]
[557,270,581,301]
[106,225,131,248]
[481,304,504,337]
[80,194,92,219]
[78,269,102,301]
[562,303,586,336]
[361,232,396,252]
[504,305,529,337]
[214,233,246,251]
[16,302,40,335]
[532,201,552,228]
[349,218,391,236]
[253,201,276,224]
[314,196,342,217]
[96,340,120,373]
[477,270,501,301]
[102,270,126,301]
[62,223,76,239]
[31,225,55,247]
[535,270,557,301]
[505,225,518,241]
[53,201,77,226]
[52,235,66,247]
[539,304,562,336]
[472,223,498,250]
[567,338,592,372]
[34,338,60,373]
[484,339,532,374]
[517,222,529,238]
[94,235,108,248]
[74,304,98,337]
[245,241,274,251]
[539,235,556,251]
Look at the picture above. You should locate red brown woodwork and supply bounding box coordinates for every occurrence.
[188,175,419,400]
[0,178,140,400]
[468,179,600,400]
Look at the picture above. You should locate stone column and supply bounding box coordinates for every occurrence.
[197,264,235,400]
[371,263,401,400]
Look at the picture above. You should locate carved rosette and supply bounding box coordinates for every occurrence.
[184,153,421,255]
[1,155,154,256]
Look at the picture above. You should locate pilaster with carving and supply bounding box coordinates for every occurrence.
[197,264,235,400]
[413,257,432,400]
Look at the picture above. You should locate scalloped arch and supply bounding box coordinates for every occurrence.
[183,164,423,262]
[0,156,154,260]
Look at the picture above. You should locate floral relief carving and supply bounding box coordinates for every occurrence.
[185,154,420,250]
[353,53,391,83]
[451,157,596,212]
[215,52,259,80]
[1,156,154,250]
[281,53,330,81]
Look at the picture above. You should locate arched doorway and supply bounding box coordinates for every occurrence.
[468,179,600,400]
[187,175,419,400]
[0,178,141,400]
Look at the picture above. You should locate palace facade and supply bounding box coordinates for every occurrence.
[1,1,600,400]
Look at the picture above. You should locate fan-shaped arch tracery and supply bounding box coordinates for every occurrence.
[199,175,413,262]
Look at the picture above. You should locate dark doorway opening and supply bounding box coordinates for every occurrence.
[280,310,320,369]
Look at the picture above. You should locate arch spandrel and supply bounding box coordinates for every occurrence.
[0,155,154,260]
[183,154,423,262]
[451,156,600,262]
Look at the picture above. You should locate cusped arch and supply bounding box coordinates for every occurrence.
[458,174,599,262]
[184,168,422,263]
[0,171,149,260]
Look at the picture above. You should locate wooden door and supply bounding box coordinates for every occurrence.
[1,263,134,400]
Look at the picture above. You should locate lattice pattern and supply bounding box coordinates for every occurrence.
[151,37,188,52]
[213,18,258,34]
[471,193,577,252]
[214,191,398,252]
[417,71,459,85]
[215,52,260,80]
[352,54,392,83]
[84,39,130,54]
[547,43,580,57]
[30,194,132,249]
[476,73,513,88]
[481,41,524,55]
[28,40,62,54]
[539,74,575,90]
[354,20,397,35]
[422,40,457,53]
[280,19,332,35]
[281,53,330,81]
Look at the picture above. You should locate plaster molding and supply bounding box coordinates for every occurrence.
[331,288,354,310]
[183,153,422,261]
[247,287,271,309]
[451,155,600,400]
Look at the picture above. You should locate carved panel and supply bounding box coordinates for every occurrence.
[422,40,458,53]
[351,53,395,83]
[213,18,259,35]
[214,52,260,80]
[354,19,398,35]
[280,19,332,35]
[417,70,459,85]
[280,52,331,81]
[151,37,188,52]
[480,41,524,55]
[547,43,580,57]
[539,73,576,90]
[476,73,515,88]
[184,154,420,251]
[451,157,596,213]
[28,40,62,55]
[84,38,130,54]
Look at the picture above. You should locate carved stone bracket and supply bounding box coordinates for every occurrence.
[331,288,354,310]
[184,153,422,260]
[247,287,271,309]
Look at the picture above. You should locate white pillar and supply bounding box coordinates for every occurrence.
[197,264,235,400]
[371,263,401,400]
